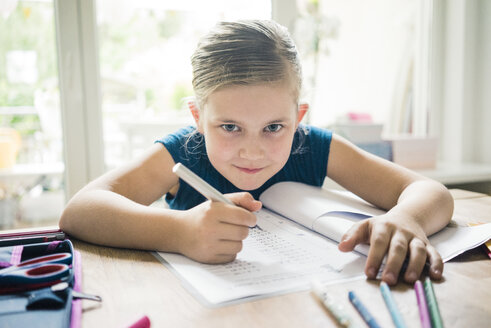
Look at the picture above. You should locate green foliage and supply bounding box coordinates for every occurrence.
[0,2,57,135]
[170,83,193,111]
[1,2,189,127]
[157,11,182,39]
[0,2,58,104]
[9,114,40,136]
[4,85,34,106]
[145,88,155,108]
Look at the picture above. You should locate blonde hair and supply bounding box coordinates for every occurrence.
[191,20,302,108]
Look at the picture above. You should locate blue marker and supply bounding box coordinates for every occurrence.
[348,291,381,328]
[380,282,407,328]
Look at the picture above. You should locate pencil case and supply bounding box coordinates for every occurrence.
[0,239,83,328]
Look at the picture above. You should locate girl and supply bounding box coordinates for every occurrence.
[59,20,453,286]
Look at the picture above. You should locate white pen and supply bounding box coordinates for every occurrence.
[172,163,234,205]
[172,163,261,229]
[311,280,360,328]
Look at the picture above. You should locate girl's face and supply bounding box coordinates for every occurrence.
[193,83,306,191]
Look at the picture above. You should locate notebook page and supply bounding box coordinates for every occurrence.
[259,181,385,229]
[155,208,366,306]
[428,222,491,262]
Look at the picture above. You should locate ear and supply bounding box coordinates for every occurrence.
[188,100,202,130]
[297,102,309,125]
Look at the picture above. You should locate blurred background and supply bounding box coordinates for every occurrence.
[1,0,490,229]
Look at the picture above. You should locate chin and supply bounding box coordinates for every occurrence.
[229,178,266,191]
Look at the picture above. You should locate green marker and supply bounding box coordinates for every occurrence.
[423,277,444,328]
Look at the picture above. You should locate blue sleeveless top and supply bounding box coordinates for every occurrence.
[156,125,332,210]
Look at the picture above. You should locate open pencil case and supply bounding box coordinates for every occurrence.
[0,239,83,328]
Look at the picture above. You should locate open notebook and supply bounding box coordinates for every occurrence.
[260,182,491,262]
[154,181,491,306]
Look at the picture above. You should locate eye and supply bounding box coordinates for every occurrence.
[265,124,283,133]
[221,124,239,132]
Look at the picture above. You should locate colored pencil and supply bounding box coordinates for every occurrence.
[423,277,444,328]
[348,290,381,328]
[414,280,432,328]
[311,281,358,327]
[380,281,407,328]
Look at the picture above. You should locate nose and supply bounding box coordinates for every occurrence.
[239,136,265,160]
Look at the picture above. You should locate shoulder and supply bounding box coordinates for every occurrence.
[295,124,332,142]
[271,125,332,187]
[155,126,206,168]
[291,124,332,154]
[155,126,203,155]
[156,126,197,146]
[300,124,332,139]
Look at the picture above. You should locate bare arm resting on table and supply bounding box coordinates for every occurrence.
[59,143,260,264]
[327,134,454,285]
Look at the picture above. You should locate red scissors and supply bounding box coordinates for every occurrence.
[0,252,72,292]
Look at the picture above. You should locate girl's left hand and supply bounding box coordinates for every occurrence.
[338,214,443,285]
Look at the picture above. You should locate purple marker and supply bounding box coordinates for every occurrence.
[414,280,432,328]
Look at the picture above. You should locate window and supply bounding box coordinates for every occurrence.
[293,0,430,136]
[1,0,444,230]
[96,0,272,168]
[0,0,64,229]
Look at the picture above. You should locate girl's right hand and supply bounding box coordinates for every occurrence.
[177,192,262,264]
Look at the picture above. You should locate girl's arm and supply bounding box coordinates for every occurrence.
[326,135,454,285]
[59,143,259,263]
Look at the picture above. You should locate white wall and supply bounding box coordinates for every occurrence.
[436,0,491,165]
[477,0,491,164]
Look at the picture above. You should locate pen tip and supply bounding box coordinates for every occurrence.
[172,163,181,173]
[310,280,323,297]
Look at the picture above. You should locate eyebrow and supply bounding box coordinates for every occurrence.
[215,118,290,124]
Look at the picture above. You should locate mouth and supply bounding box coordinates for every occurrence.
[235,166,263,174]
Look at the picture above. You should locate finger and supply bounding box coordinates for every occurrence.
[382,232,409,285]
[402,238,427,283]
[216,223,250,242]
[365,223,392,279]
[205,253,237,264]
[426,244,443,280]
[216,240,243,256]
[198,240,243,264]
[212,203,258,227]
[226,192,262,212]
[338,220,370,252]
[191,239,243,264]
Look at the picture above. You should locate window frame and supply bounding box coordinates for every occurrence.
[54,0,484,199]
[54,0,104,198]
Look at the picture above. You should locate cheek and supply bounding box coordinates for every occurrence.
[265,136,294,161]
[205,134,235,161]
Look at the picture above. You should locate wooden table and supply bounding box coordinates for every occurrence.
[74,190,491,327]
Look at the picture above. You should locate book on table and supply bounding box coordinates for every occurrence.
[154,181,491,306]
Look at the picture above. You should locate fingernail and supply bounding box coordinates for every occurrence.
[384,272,396,285]
[367,267,376,278]
[340,233,351,242]
[407,271,417,282]
[432,268,441,277]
